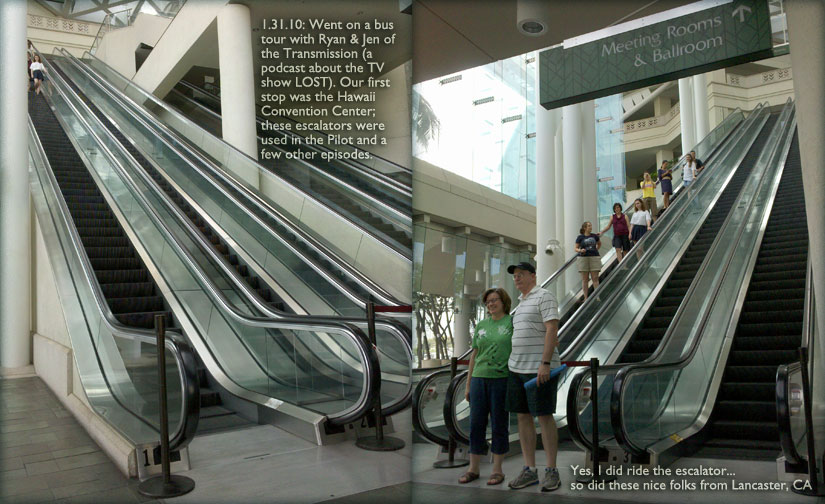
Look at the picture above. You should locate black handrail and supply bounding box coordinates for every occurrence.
[776,362,806,470]
[443,370,470,446]
[412,369,453,447]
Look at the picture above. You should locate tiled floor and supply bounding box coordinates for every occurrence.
[0,376,162,503]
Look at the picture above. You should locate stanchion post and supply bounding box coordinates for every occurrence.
[433,356,468,468]
[138,315,195,498]
[576,358,614,485]
[356,301,405,451]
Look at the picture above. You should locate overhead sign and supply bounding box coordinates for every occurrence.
[539,0,773,109]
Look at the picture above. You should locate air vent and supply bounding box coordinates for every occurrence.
[440,75,462,85]
[526,57,536,64]
[526,132,536,139]
[473,96,494,106]
[502,114,522,123]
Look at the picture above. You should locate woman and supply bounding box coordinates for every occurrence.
[640,172,658,221]
[600,203,631,263]
[630,198,652,245]
[30,54,45,96]
[575,221,601,301]
[459,287,512,486]
[683,153,697,188]
[658,160,673,209]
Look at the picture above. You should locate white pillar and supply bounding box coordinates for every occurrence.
[656,149,674,168]
[678,77,696,155]
[580,100,598,224]
[786,0,825,454]
[0,0,31,369]
[693,72,709,142]
[554,122,565,245]
[452,295,471,357]
[217,4,258,160]
[535,93,559,282]
[562,104,583,260]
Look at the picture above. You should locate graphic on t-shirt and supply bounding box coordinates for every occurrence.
[581,236,597,252]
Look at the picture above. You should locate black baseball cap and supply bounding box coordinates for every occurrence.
[507,262,536,274]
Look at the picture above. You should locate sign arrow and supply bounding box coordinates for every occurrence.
[732,5,752,22]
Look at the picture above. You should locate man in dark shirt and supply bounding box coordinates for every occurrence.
[691,150,705,174]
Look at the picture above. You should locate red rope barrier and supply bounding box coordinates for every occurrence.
[562,360,591,367]
[373,305,412,313]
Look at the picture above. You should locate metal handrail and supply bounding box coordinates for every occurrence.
[77,49,412,260]
[175,79,413,180]
[67,48,409,306]
[42,50,381,426]
[27,114,199,451]
[611,100,796,456]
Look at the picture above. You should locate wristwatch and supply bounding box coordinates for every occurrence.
[542,361,551,366]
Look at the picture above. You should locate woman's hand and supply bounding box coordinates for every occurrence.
[465,386,470,403]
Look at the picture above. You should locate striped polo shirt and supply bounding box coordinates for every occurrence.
[508,285,560,374]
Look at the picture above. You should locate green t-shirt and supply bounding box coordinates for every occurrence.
[471,315,513,379]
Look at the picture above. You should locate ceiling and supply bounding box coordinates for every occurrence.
[413,0,697,84]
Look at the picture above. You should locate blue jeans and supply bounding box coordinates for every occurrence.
[469,377,509,455]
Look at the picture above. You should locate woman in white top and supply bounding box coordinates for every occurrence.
[629,198,652,245]
[682,153,697,187]
[30,54,45,96]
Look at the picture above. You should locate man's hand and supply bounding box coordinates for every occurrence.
[537,362,551,386]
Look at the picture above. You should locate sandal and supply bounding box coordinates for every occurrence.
[487,473,505,486]
[458,471,479,484]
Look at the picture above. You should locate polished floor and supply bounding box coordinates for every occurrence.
[0,376,161,503]
[412,441,820,504]
[0,375,412,503]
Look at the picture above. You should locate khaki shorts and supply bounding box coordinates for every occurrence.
[577,255,601,272]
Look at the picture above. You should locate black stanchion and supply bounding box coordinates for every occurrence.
[138,315,195,498]
[576,358,615,485]
[433,356,469,469]
[356,301,405,451]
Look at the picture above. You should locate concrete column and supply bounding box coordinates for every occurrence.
[535,88,559,281]
[0,0,31,369]
[653,96,671,116]
[580,100,598,224]
[562,104,583,260]
[217,4,258,160]
[452,295,471,357]
[693,72,709,142]
[786,0,825,452]
[678,77,696,155]
[656,149,674,168]
[554,122,565,246]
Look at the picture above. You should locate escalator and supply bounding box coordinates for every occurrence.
[600,100,800,466]
[413,105,761,448]
[616,113,779,364]
[695,132,806,459]
[50,49,413,415]
[81,51,412,259]
[33,47,409,447]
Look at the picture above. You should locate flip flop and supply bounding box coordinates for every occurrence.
[458,471,479,484]
[487,473,505,486]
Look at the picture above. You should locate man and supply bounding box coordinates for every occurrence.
[690,150,705,174]
[504,262,561,492]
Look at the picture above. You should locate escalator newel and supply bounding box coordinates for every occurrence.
[432,357,469,469]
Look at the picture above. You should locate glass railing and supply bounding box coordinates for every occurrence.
[28,116,198,450]
[49,52,412,409]
[78,51,412,258]
[613,101,795,456]
[41,50,388,427]
[540,109,744,318]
